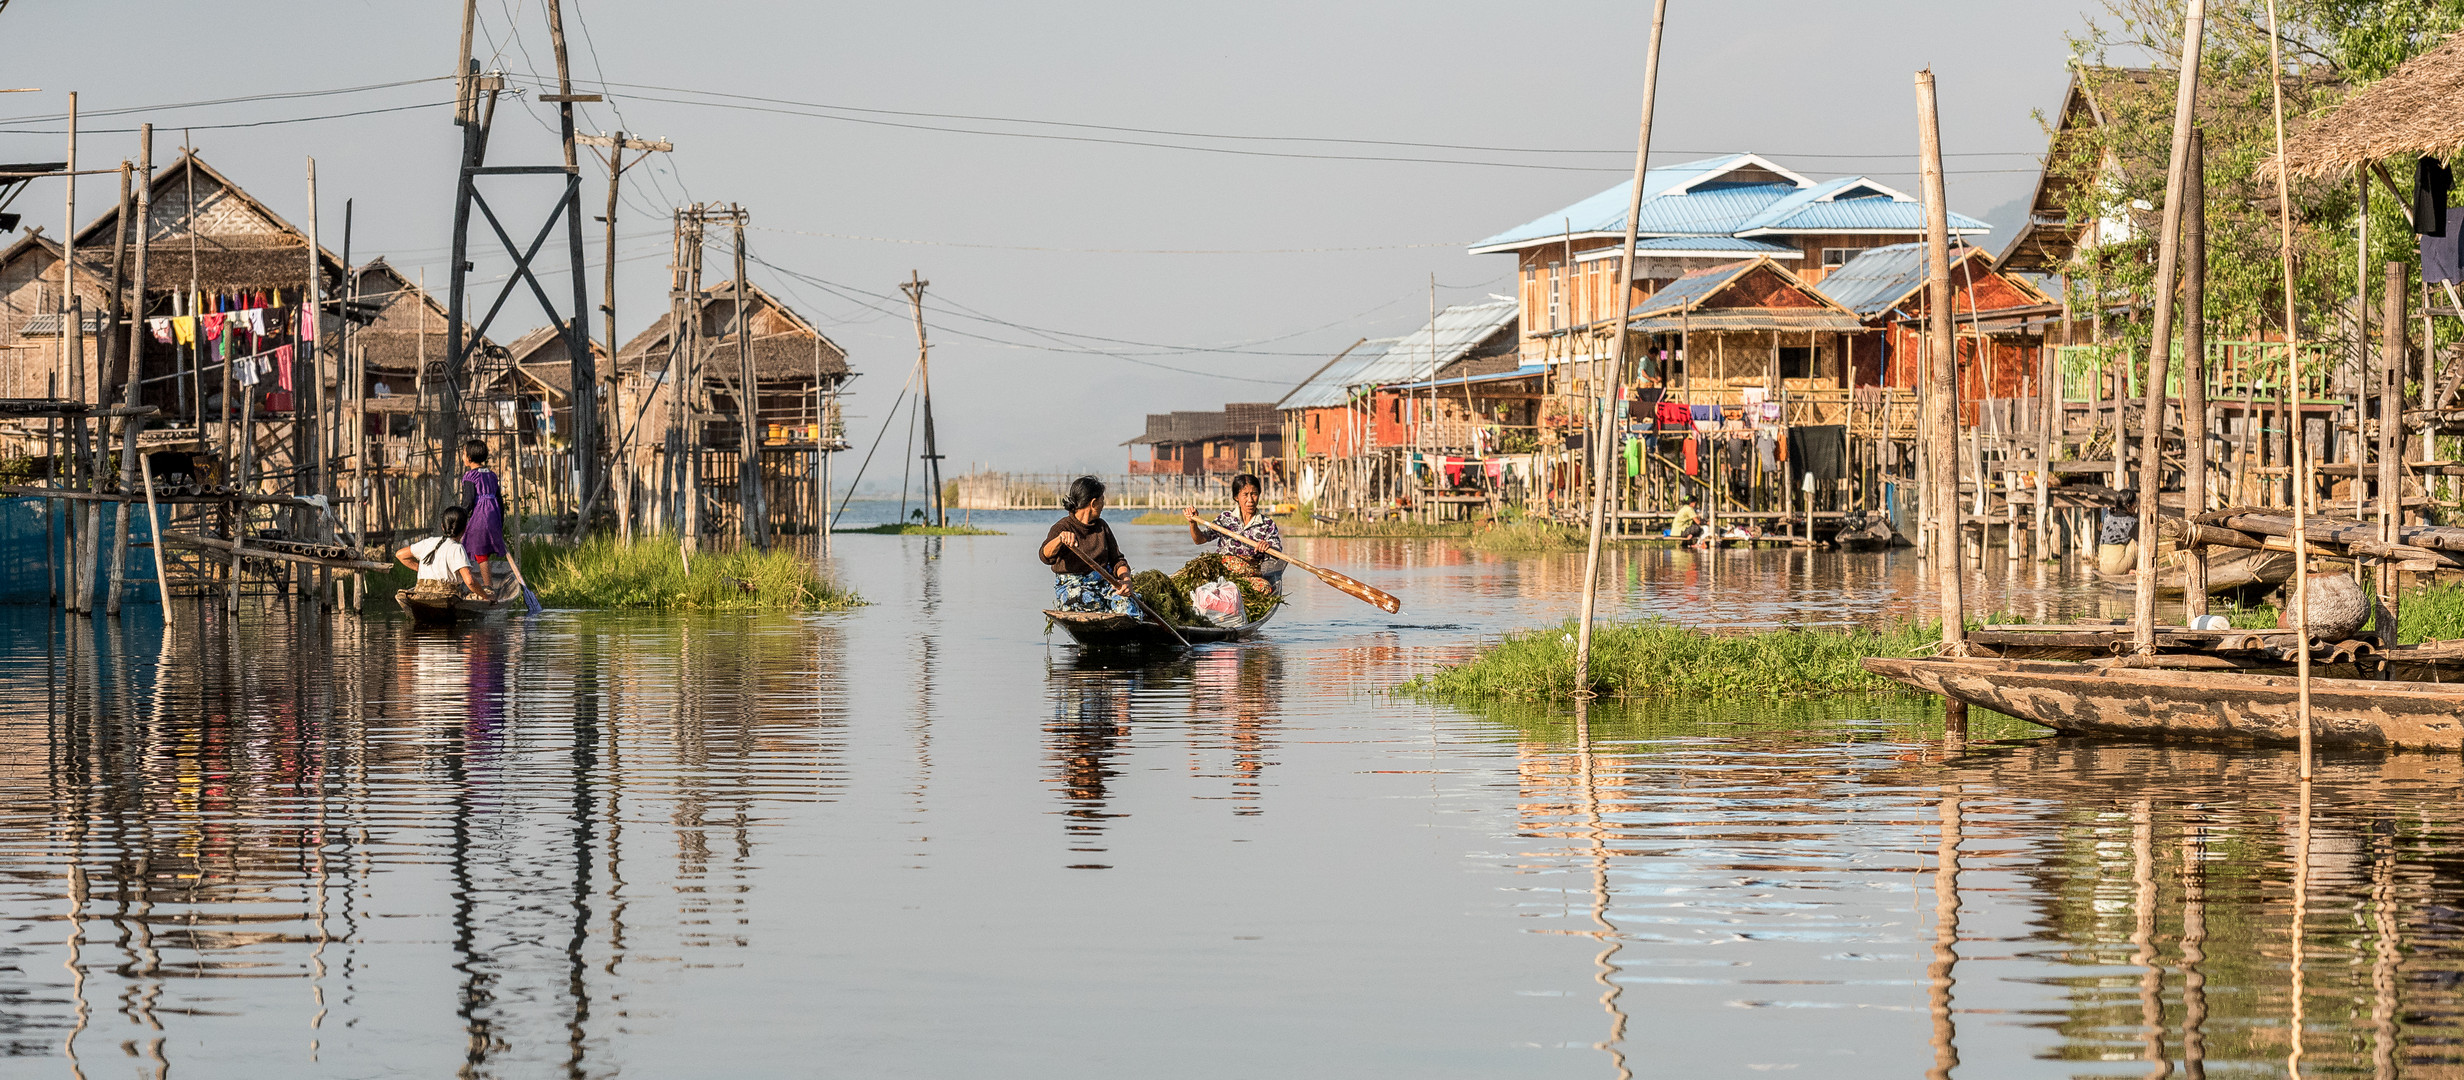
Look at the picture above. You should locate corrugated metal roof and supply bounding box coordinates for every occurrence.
[1629,262,1757,318]
[1813,243,1929,318]
[1390,362,1548,392]
[1470,156,1989,254]
[1813,242,2003,320]
[1349,300,1519,389]
[1279,338,1398,410]
[1621,257,1864,332]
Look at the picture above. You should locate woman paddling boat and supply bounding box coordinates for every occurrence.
[1182,472,1283,595]
[1040,476,1137,615]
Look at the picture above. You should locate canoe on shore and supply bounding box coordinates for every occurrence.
[1860,655,2464,750]
[396,587,519,626]
[2095,545,2293,596]
[1044,604,1278,648]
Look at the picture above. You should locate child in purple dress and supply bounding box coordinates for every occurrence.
[459,440,508,593]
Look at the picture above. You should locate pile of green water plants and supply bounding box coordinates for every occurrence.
[1127,553,1284,625]
[1404,618,1939,702]
[523,536,858,610]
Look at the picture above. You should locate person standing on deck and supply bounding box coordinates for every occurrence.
[1183,472,1283,594]
[459,440,509,592]
[1043,476,1136,614]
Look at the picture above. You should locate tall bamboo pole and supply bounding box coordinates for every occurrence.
[1573,0,1668,693]
[2261,0,2315,776]
[2182,128,2210,614]
[2378,260,2405,660]
[1915,70,1965,656]
[2132,0,2205,654]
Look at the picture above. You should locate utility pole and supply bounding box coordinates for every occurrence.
[442,0,599,524]
[1573,0,1667,693]
[732,208,764,549]
[901,272,944,527]
[576,130,670,539]
[672,207,706,554]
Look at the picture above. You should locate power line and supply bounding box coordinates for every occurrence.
[0,77,449,124]
[0,100,448,136]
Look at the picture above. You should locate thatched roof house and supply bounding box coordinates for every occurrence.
[613,278,851,449]
[2266,30,2464,180]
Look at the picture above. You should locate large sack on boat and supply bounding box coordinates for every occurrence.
[1191,579,1245,627]
[2280,572,2368,641]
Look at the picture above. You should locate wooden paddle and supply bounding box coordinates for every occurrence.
[1071,537,1192,648]
[1194,517,1401,614]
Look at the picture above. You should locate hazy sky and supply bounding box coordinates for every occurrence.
[3,1,2118,481]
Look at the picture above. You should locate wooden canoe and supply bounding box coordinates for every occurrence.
[2096,545,2293,596]
[1044,604,1279,648]
[396,587,518,626]
[1861,655,2464,750]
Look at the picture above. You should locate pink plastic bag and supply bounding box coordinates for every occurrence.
[1191,579,1244,626]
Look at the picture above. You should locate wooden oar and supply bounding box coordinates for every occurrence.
[1194,518,1401,614]
[1072,539,1192,649]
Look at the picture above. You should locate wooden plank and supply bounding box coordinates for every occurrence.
[157,533,389,572]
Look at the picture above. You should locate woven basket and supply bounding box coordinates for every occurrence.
[2279,572,2369,641]
[407,579,460,602]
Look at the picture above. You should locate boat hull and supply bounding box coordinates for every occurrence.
[1862,655,2464,750]
[396,589,515,626]
[1044,606,1276,648]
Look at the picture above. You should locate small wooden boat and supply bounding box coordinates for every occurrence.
[1861,655,2464,750]
[396,586,518,626]
[1831,512,1900,552]
[1044,604,1279,648]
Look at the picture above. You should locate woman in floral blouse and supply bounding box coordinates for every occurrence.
[1182,473,1283,594]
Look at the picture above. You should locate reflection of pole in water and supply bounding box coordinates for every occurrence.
[2369,818,2398,1080]
[2129,799,2168,1078]
[2181,823,2206,1080]
[2287,775,2312,1079]
[1927,785,1961,1080]
[1573,701,1630,1080]
[564,634,604,1072]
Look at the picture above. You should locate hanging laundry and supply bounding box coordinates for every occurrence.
[202,312,227,341]
[1623,436,1641,477]
[148,318,174,344]
[1442,457,1464,485]
[2419,157,2453,237]
[235,354,260,387]
[1740,386,1766,408]
[299,308,318,341]
[172,316,197,346]
[1756,431,1779,472]
[1683,437,1700,476]
[1760,401,1783,423]
[1485,458,1504,482]
[239,308,266,337]
[275,345,294,391]
[1656,401,1690,426]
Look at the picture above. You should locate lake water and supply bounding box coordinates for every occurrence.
[0,505,2449,1077]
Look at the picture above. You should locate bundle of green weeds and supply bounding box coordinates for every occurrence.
[1128,569,1199,625]
[1170,553,1285,622]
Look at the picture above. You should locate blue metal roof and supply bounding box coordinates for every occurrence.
[1390,362,1548,392]
[1615,236,1799,255]
[1628,261,1757,319]
[1471,156,1990,253]
[1813,242,2003,320]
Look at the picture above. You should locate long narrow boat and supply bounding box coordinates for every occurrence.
[1044,604,1279,648]
[396,587,519,626]
[1861,655,2464,750]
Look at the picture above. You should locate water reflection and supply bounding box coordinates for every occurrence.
[0,523,2458,1077]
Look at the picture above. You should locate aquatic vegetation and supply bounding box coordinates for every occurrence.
[1404,618,1940,702]
[1125,555,1284,625]
[834,523,1006,536]
[1465,518,1588,551]
[516,535,859,611]
[2208,581,2464,641]
[1129,511,1185,525]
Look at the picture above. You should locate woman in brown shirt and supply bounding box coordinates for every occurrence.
[1042,476,1135,614]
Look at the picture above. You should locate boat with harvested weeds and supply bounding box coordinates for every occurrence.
[1044,604,1278,649]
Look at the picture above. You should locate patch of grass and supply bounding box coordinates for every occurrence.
[515,535,858,610]
[1466,518,1588,552]
[1130,511,1186,525]
[833,523,1005,536]
[2205,581,2464,641]
[1403,618,1939,702]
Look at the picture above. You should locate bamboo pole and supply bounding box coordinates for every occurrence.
[2261,0,2315,777]
[2379,260,2405,662]
[2132,0,2205,654]
[1915,69,1965,657]
[139,449,173,628]
[1573,0,1667,693]
[2183,128,2210,614]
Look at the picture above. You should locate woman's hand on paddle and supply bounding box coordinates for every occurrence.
[1182,507,1200,522]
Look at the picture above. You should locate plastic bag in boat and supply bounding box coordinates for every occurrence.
[1191,579,1244,627]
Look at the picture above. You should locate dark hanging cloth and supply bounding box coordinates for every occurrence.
[2424,223,2464,285]
[1788,425,1847,488]
[2417,157,2453,236]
